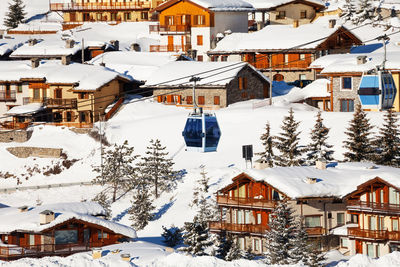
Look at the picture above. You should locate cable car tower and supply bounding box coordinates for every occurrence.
[182,76,221,152]
[357,34,397,111]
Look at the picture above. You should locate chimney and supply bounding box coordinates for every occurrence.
[305,177,318,184]
[31,58,40,68]
[329,19,336,28]
[28,39,37,46]
[18,205,28,212]
[357,55,367,65]
[316,158,327,170]
[100,62,106,67]
[40,210,55,225]
[110,40,119,51]
[61,55,71,65]
[65,39,75,48]
[293,20,299,28]
[130,43,141,52]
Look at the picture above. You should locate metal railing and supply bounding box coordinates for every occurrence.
[347,200,400,213]
[50,2,150,11]
[0,90,16,101]
[216,195,275,209]
[209,221,269,234]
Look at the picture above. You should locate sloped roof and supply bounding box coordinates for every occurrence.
[155,0,254,12]
[244,0,325,10]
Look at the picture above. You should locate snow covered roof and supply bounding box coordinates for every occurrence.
[0,37,26,56]
[90,51,185,81]
[226,162,400,199]
[10,38,83,58]
[0,60,131,91]
[6,103,46,116]
[0,202,137,238]
[144,61,269,87]
[211,16,348,52]
[155,0,254,12]
[244,0,325,10]
[276,79,330,102]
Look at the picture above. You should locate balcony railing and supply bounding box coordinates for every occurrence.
[0,90,16,101]
[149,24,191,33]
[44,98,78,109]
[50,2,149,11]
[0,243,92,260]
[149,44,191,52]
[0,121,30,130]
[216,195,275,209]
[245,60,311,70]
[209,221,269,234]
[347,200,400,214]
[348,227,389,240]
[306,227,325,236]
[23,97,46,105]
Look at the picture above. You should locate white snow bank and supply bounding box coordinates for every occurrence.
[276,79,330,103]
[6,103,45,115]
[335,251,400,267]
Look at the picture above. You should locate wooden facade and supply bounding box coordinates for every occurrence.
[0,218,128,261]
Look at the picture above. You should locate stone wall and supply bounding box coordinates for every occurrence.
[332,75,361,112]
[261,69,315,82]
[0,130,32,143]
[7,147,63,158]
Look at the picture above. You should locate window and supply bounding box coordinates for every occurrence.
[165,16,174,25]
[17,84,23,93]
[337,213,345,225]
[392,219,399,231]
[141,12,148,20]
[66,111,73,122]
[350,214,359,223]
[198,96,205,105]
[340,237,349,248]
[300,10,307,19]
[29,235,35,246]
[42,89,47,98]
[367,244,374,257]
[221,56,228,62]
[257,213,262,224]
[124,12,131,21]
[299,74,307,80]
[214,96,220,105]
[305,216,321,227]
[55,230,78,244]
[211,56,219,62]
[389,187,400,205]
[341,77,352,90]
[194,15,205,25]
[197,35,203,46]
[79,92,89,99]
[186,95,193,104]
[376,245,380,258]
[300,54,306,60]
[369,216,377,230]
[340,99,354,112]
[284,54,289,64]
[238,237,245,250]
[254,239,260,252]
[277,11,286,19]
[97,230,109,239]
[54,88,62,99]
[197,55,203,62]
[96,13,102,20]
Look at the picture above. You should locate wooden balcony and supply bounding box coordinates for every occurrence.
[216,195,275,209]
[149,24,191,33]
[23,97,46,105]
[0,121,30,130]
[347,200,400,214]
[0,90,16,102]
[50,2,149,12]
[0,243,91,261]
[150,44,191,52]
[209,221,268,234]
[44,98,78,109]
[245,60,311,70]
[306,227,325,236]
[348,227,388,240]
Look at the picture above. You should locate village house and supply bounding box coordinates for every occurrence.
[0,202,136,261]
[144,61,270,108]
[49,0,165,30]
[149,0,253,61]
[0,59,133,130]
[310,51,400,112]
[208,16,362,82]
[209,162,400,255]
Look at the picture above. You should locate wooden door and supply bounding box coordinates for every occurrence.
[167,36,174,52]
[263,84,270,98]
[214,96,220,106]
[5,84,10,98]
[70,12,76,22]
[355,240,363,254]
[54,88,62,99]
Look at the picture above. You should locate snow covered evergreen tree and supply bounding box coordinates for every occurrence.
[92,191,111,219]
[264,198,297,265]
[3,0,26,29]
[343,105,373,162]
[275,108,305,166]
[138,139,176,198]
[290,218,309,263]
[215,233,241,261]
[256,121,274,167]
[353,0,376,25]
[179,217,212,256]
[306,243,326,267]
[92,140,139,202]
[161,225,183,247]
[307,111,334,164]
[372,109,400,166]
[340,0,357,22]
[129,179,154,230]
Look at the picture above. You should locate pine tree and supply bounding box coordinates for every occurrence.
[92,191,112,219]
[275,108,305,166]
[225,239,242,261]
[372,109,400,166]
[352,0,376,25]
[92,140,139,202]
[129,179,154,230]
[214,233,242,261]
[343,105,374,162]
[306,243,326,267]
[307,111,334,164]
[3,0,26,29]
[264,199,297,265]
[340,0,357,22]
[256,121,274,167]
[161,225,183,247]
[138,139,176,198]
[290,217,312,264]
[179,218,212,256]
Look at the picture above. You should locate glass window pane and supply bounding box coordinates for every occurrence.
[183,118,203,147]
[342,77,352,89]
[305,216,321,227]
[348,100,354,112]
[55,230,78,244]
[337,213,345,225]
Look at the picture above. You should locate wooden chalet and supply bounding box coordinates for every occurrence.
[0,202,136,261]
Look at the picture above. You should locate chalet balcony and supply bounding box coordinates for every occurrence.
[245,60,311,70]
[0,121,30,130]
[209,221,269,234]
[306,227,325,236]
[149,24,191,33]
[0,243,93,261]
[50,2,150,12]
[347,200,400,214]
[348,227,389,240]
[0,90,16,102]
[23,97,46,105]
[216,195,275,209]
[44,98,78,109]
[150,44,191,53]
